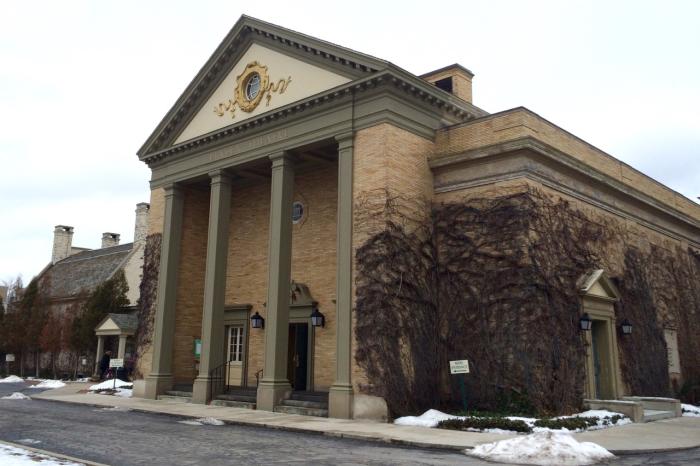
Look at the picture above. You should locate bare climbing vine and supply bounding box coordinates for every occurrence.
[133,233,162,378]
[354,186,698,417]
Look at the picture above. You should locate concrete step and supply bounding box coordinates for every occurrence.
[643,409,676,422]
[210,399,256,409]
[281,399,328,410]
[274,405,328,417]
[164,390,193,398]
[217,393,257,403]
[623,396,682,417]
[157,395,192,403]
[289,391,329,403]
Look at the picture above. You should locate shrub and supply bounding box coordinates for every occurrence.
[534,415,624,430]
[437,417,532,433]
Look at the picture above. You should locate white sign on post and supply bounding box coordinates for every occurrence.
[109,358,124,368]
[5,354,15,362]
[449,359,470,374]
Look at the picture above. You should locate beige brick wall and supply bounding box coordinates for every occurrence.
[351,123,435,392]
[434,109,700,222]
[172,186,209,383]
[224,164,338,389]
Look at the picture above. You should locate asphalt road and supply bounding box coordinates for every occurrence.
[1,381,699,466]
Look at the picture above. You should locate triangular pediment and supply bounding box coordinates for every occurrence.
[175,43,351,144]
[578,269,620,300]
[139,15,387,157]
[95,316,119,332]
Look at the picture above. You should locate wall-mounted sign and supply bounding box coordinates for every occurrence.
[450,359,470,374]
[5,354,15,362]
[214,61,292,118]
[194,339,202,359]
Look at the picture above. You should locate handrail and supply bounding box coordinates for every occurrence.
[209,358,235,403]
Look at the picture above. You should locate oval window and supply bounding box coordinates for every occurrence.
[245,72,261,101]
[292,201,304,224]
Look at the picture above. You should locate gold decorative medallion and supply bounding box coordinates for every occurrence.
[235,62,269,112]
[214,61,292,118]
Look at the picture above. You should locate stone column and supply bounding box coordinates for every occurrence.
[329,133,354,419]
[144,184,184,399]
[117,335,127,360]
[257,152,294,411]
[93,335,104,377]
[192,170,232,404]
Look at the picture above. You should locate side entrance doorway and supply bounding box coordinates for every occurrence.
[287,323,309,391]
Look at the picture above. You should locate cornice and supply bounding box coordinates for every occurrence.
[141,70,479,166]
[431,137,700,246]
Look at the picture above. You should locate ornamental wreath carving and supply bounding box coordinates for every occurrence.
[214,61,292,118]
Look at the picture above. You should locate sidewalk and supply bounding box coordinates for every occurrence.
[31,383,700,455]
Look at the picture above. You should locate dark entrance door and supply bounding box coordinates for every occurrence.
[287,323,308,391]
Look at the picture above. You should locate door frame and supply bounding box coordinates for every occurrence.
[583,297,623,400]
[223,304,252,388]
[289,308,315,391]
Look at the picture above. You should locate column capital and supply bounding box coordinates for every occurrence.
[208,169,232,185]
[335,132,354,151]
[163,183,183,197]
[268,151,294,168]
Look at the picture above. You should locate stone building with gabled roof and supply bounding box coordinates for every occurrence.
[27,203,150,375]
[132,15,700,420]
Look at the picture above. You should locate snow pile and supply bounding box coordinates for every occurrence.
[394,409,458,427]
[178,417,225,426]
[89,379,132,391]
[2,392,31,400]
[95,406,131,412]
[469,430,614,466]
[0,443,83,465]
[682,403,700,417]
[31,379,66,389]
[0,375,24,383]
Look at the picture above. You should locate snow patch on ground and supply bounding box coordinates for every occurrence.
[0,375,24,383]
[18,439,42,445]
[394,408,630,433]
[30,379,66,389]
[89,379,132,390]
[0,443,84,465]
[468,430,614,465]
[113,388,133,398]
[2,392,31,400]
[682,403,700,417]
[393,409,456,428]
[178,417,225,426]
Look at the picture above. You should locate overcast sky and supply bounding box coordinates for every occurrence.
[1,0,698,284]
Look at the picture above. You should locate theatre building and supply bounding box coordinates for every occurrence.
[133,15,700,420]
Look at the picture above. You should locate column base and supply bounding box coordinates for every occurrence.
[256,379,291,412]
[191,376,218,404]
[143,374,173,399]
[329,383,354,419]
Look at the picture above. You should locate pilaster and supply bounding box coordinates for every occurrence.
[144,183,183,399]
[193,170,232,404]
[329,132,354,418]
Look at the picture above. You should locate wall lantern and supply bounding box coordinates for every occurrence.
[251,311,265,329]
[579,313,593,331]
[620,319,633,335]
[310,307,325,328]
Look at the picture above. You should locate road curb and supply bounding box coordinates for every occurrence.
[0,439,110,466]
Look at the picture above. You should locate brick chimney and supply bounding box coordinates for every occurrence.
[52,225,74,264]
[101,232,120,248]
[134,202,150,245]
[421,63,474,103]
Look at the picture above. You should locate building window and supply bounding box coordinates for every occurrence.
[292,201,304,224]
[245,73,261,101]
[227,326,243,363]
